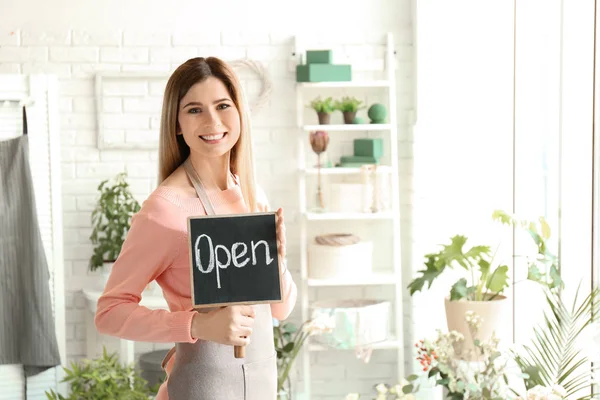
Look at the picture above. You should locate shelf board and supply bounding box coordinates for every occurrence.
[309,338,401,352]
[304,211,393,220]
[302,124,392,132]
[297,80,392,88]
[307,273,397,287]
[302,166,392,175]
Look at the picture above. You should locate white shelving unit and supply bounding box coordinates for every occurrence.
[294,33,404,398]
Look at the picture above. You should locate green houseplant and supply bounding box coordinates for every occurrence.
[407,210,563,358]
[273,317,333,399]
[45,347,159,399]
[334,96,365,124]
[512,284,599,400]
[89,172,140,280]
[308,96,335,125]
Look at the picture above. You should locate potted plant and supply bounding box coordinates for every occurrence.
[334,96,365,124]
[416,311,514,398]
[45,347,159,399]
[89,171,140,287]
[407,210,563,358]
[308,96,335,125]
[273,316,333,399]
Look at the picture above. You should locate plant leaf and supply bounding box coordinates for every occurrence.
[512,286,599,398]
[486,265,509,293]
[450,278,474,301]
[407,255,444,295]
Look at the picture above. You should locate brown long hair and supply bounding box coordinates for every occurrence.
[158,57,257,211]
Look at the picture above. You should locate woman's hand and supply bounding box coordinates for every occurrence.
[190,305,255,346]
[276,208,287,274]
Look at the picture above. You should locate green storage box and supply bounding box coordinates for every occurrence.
[338,162,376,168]
[340,155,380,164]
[354,138,383,158]
[296,64,352,82]
[306,50,333,64]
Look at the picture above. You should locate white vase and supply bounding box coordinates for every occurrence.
[444,295,509,360]
[101,262,114,289]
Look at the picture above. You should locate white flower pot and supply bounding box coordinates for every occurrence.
[444,295,509,360]
[101,262,114,289]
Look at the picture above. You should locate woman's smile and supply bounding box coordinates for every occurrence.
[199,132,228,144]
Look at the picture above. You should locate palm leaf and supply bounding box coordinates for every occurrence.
[513,285,600,399]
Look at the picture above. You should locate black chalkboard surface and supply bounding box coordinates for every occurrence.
[187,212,282,308]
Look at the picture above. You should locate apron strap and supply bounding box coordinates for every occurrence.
[182,158,216,216]
[22,106,28,136]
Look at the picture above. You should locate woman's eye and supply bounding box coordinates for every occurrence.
[217,103,230,110]
[188,108,201,114]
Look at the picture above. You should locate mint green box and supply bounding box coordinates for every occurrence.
[340,155,380,164]
[296,64,352,82]
[306,50,333,64]
[354,138,383,158]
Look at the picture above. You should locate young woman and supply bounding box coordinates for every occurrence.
[95,57,297,400]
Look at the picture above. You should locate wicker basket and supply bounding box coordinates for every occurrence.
[310,299,391,349]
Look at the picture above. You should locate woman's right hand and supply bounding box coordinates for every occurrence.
[191,305,255,346]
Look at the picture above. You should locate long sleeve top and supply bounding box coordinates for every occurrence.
[94,183,297,344]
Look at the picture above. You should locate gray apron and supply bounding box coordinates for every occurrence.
[0,107,61,377]
[166,158,277,400]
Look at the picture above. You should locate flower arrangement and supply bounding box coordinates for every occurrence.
[274,316,334,396]
[514,385,566,400]
[345,377,420,400]
[416,311,512,399]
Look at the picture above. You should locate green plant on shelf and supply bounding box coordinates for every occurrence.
[334,96,365,113]
[335,96,366,124]
[308,96,335,113]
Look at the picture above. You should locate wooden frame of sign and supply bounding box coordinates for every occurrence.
[186,212,283,310]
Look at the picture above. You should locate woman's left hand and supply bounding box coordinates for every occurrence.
[276,208,287,274]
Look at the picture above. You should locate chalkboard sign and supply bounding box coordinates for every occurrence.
[187,212,282,308]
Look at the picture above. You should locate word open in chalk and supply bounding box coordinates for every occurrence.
[193,235,275,289]
[187,212,282,307]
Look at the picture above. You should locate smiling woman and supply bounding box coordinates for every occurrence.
[94,57,297,400]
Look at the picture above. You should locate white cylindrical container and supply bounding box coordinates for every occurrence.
[329,183,365,213]
[308,241,373,279]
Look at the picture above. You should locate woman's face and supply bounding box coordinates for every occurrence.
[177,76,241,159]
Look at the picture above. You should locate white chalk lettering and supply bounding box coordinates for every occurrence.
[194,234,275,290]
[214,245,231,289]
[251,240,274,266]
[232,242,249,268]
[194,234,214,273]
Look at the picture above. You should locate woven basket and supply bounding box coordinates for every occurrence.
[314,233,360,246]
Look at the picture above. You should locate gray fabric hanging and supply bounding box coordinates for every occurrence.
[0,107,61,377]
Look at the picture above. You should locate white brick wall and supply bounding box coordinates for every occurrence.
[0,2,414,398]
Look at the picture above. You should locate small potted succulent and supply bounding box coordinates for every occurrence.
[308,96,335,125]
[335,96,365,124]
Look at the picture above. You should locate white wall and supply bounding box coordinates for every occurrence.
[0,1,415,399]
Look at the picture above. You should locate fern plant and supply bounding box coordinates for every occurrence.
[45,347,158,399]
[512,285,600,399]
[89,172,140,272]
